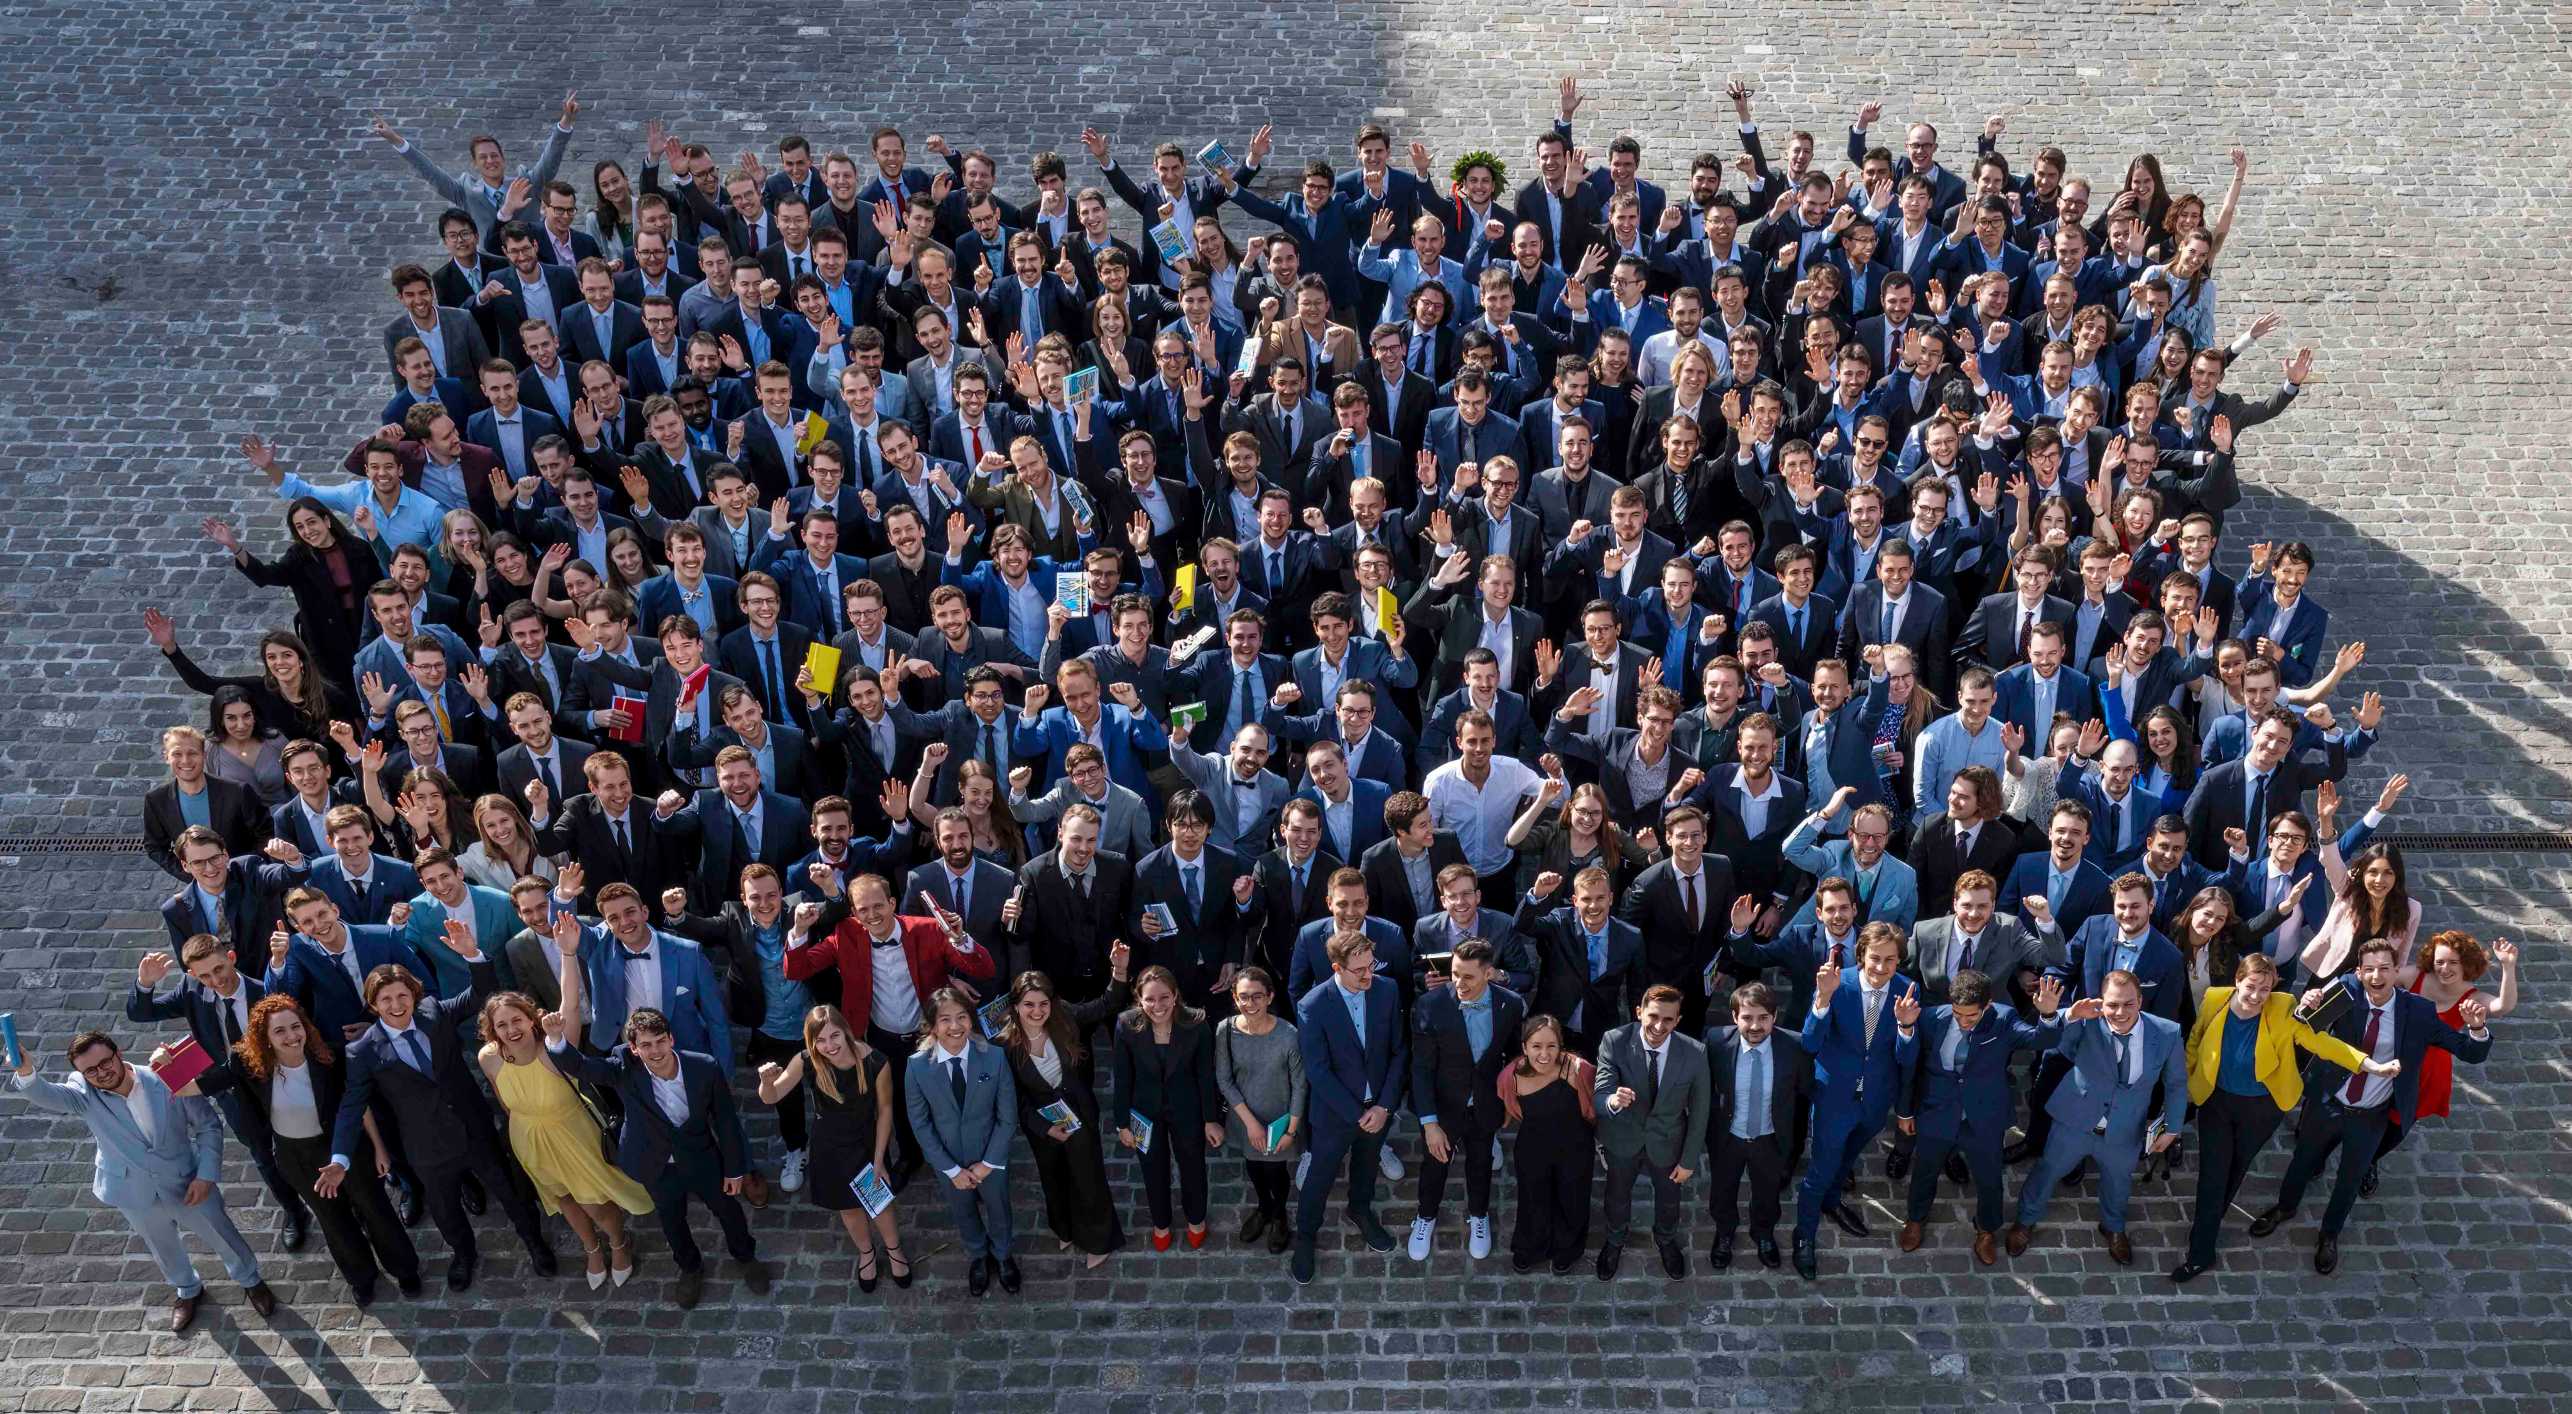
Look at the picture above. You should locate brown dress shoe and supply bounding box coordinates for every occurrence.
[244,1282,277,1318]
[2101,1227,2133,1266]
[2003,1223,2032,1257]
[169,1292,201,1334]
[1972,1231,2000,1266]
[1897,1221,1924,1253]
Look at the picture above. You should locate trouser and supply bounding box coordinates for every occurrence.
[647,1142,758,1273]
[1136,1113,1209,1230]
[2372,1113,2409,1162]
[1415,1103,1501,1220]
[867,1024,924,1171]
[939,1165,1016,1260]
[1245,1159,1291,1223]
[212,1090,309,1222]
[1706,1130,1788,1238]
[746,1031,809,1153]
[1295,1117,1385,1240]
[114,1185,263,1297]
[2019,1053,2072,1153]
[1794,1101,1886,1241]
[2271,1096,2393,1238]
[1602,1147,1686,1246]
[2186,1089,2287,1265]
[421,1136,546,1265]
[276,1133,419,1295]
[2016,1124,2140,1233]
[1906,1127,2008,1233]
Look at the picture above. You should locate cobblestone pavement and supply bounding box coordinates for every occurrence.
[0,2,2567,1409]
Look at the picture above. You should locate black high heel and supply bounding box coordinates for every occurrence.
[885,1243,914,1289]
[856,1246,880,1294]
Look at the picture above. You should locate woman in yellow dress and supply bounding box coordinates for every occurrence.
[476,990,654,1289]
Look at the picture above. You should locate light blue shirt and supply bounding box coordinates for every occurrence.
[1912,713,2008,815]
[275,473,446,568]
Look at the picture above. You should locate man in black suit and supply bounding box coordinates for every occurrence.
[143,727,272,879]
[484,602,585,728]
[321,941,552,1292]
[807,665,921,837]
[1701,981,1812,1271]
[1358,792,1470,938]
[531,751,677,909]
[1618,805,1735,1037]
[885,663,1024,804]
[1247,801,1339,985]
[125,936,310,1250]
[897,593,1039,716]
[714,574,818,731]
[1403,553,1543,700]
[2181,706,2351,868]
[1356,324,1438,471]
[904,809,1018,961]
[1910,766,2020,918]
[1405,939,1524,1262]
[546,1001,772,1309]
[671,684,818,803]
[1002,801,1135,1004]
[1954,542,2076,673]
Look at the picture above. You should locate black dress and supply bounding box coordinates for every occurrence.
[1005,979,1130,1256]
[803,1047,893,1211]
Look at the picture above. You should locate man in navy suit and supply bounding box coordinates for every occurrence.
[2182,706,2351,868]
[2002,800,2113,932]
[1515,865,1644,1054]
[754,507,869,640]
[1958,544,2077,672]
[562,883,736,1073]
[1993,623,2098,743]
[2247,941,2496,1274]
[1405,940,1524,1262]
[267,890,427,1044]
[125,936,310,1250]
[561,260,646,371]
[1702,982,1812,1272]
[160,826,309,954]
[1291,929,1408,1285]
[1895,969,2073,1262]
[1291,739,1393,865]
[2005,970,2187,1267]
[651,748,810,910]
[545,1006,771,1308]
[1792,922,1919,1279]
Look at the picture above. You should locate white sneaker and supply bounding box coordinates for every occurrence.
[778,1150,807,1194]
[1379,1145,1406,1182]
[1407,1216,1436,1261]
[1295,1151,1313,1191]
[1468,1215,1493,1260]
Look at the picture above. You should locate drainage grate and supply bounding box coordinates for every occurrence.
[0,835,149,855]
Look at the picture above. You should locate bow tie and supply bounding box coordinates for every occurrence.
[870,933,904,951]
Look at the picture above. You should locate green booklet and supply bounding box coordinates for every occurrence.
[1265,1114,1291,1151]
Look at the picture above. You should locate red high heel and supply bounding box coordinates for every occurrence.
[1185,1225,1208,1250]
[1151,1229,1174,1252]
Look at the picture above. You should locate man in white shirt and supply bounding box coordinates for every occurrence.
[1422,711,1544,895]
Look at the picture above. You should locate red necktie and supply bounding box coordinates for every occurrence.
[969,426,984,465]
[2344,1006,2382,1103]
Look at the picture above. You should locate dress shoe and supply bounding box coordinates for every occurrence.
[1656,1239,1686,1280]
[1972,1231,1999,1266]
[280,1208,311,1253]
[459,1174,488,1217]
[2003,1224,2032,1257]
[1897,1220,1924,1253]
[396,1275,423,1299]
[2246,1206,2293,1239]
[2169,1258,2213,1284]
[351,1282,377,1309]
[1755,1235,1782,1270]
[1549,1252,1580,1276]
[675,1267,705,1309]
[2100,1227,2133,1266]
[1595,1241,1624,1281]
[527,1242,559,1278]
[1290,1241,1316,1286]
[738,1259,773,1295]
[169,1292,201,1334]
[743,1173,771,1210]
[446,1254,477,1292]
[1709,1234,1735,1270]
[1791,1237,1818,1281]
[1944,1152,1970,1184]
[996,1258,1023,1294]
[1883,1147,1912,1182]
[1238,1209,1270,1245]
[2313,1236,2340,1276]
[1511,1253,1536,1274]
[1825,1202,1870,1239]
[1350,1210,1396,1253]
[1266,1219,1291,1255]
[968,1257,992,1296]
[244,1282,277,1318]
[2359,1164,2380,1198]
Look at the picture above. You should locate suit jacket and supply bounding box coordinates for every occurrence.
[483,642,585,722]
[1515,898,1644,1037]
[568,925,733,1068]
[712,625,820,729]
[1291,779,1394,865]
[1129,844,1265,999]
[555,1044,748,1182]
[2297,979,2493,1124]
[2044,917,2188,1024]
[14,1066,223,1208]
[1297,975,1408,1129]
[1956,591,2078,672]
[1993,662,2100,744]
[1008,776,1153,860]
[1401,581,1543,698]
[1357,366,1438,465]
[1245,848,1340,985]
[904,1039,1018,1174]
[327,957,503,1166]
[1779,817,1920,931]
[2181,749,2350,869]
[1683,766,1810,902]
[1616,857,1737,1008]
[1907,914,2060,1008]
[1799,968,1921,1127]
[1168,740,1291,857]
[657,787,810,907]
[141,778,271,879]
[384,308,492,378]
[1409,984,1525,1129]
[1357,832,1470,938]
[263,925,422,1040]
[1900,1001,2059,1141]
[157,856,308,954]
[2234,578,2331,687]
[494,738,594,810]
[1109,1013,1221,1131]
[1286,916,1413,1016]
[902,857,1019,958]
[535,796,680,909]
[123,972,273,1073]
[1000,848,1136,998]
[304,854,415,929]
[1703,1026,1812,1163]
[2043,1013,2187,1144]
[2183,989,2370,1112]
[560,299,647,371]
[1909,812,2022,918]
[1593,1023,1711,1166]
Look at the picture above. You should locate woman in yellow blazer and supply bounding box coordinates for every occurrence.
[2172,953,2395,1283]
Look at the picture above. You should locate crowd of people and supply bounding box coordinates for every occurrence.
[12,79,2526,1334]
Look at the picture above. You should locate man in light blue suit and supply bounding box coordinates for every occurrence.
[2008,968,2186,1266]
[1781,791,1919,932]
[372,96,578,243]
[904,989,1021,1295]
[11,1031,275,1330]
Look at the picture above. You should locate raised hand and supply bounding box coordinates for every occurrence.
[1891,990,1921,1027]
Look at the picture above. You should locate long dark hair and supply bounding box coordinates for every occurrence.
[207,684,275,745]
[2338,843,2412,942]
[997,970,1086,1065]
[1120,964,1206,1033]
[258,629,333,732]
[2137,705,2199,792]
[590,159,633,244]
[284,495,354,554]
[2173,884,2244,979]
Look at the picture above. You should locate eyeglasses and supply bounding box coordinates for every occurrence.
[1855,437,1887,449]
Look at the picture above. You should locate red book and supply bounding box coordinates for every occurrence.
[608,694,650,744]
[151,1037,216,1092]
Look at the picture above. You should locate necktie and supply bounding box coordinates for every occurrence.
[1682,873,1700,932]
[951,870,970,922]
[402,1030,432,1077]
[2247,773,2271,853]
[1183,864,1202,914]
[1267,549,1284,594]
[1742,1046,1769,1139]
[1461,421,1478,465]
[432,698,454,743]
[948,1055,968,1107]
[2344,1008,2382,1102]
[218,995,242,1048]
[1673,469,1691,526]
[968,424,985,466]
[613,817,632,860]
[1648,1045,1663,1090]
[1944,1021,1967,1071]
[2113,1030,2133,1086]
[1880,598,1897,645]
[1234,668,1254,729]
[982,722,1000,776]
[740,808,762,858]
[1863,988,1884,1046]
[1788,606,1805,648]
[759,639,784,710]
[536,754,559,798]
[1290,861,1308,911]
[2017,611,2034,658]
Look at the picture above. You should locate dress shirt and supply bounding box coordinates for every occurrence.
[268,1061,324,1140]
[1424,755,1545,872]
[868,926,924,1034]
[617,941,662,1017]
[649,1064,690,1125]
[1735,772,1785,839]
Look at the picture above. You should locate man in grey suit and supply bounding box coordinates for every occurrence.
[904,989,1022,1296]
[1592,985,1713,1281]
[1007,752,1154,860]
[384,265,493,380]
[370,94,580,242]
[11,1031,278,1332]
[1911,871,2062,1009]
[1170,721,1291,856]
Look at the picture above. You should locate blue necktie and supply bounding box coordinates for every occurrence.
[1183,864,1202,914]
[401,1030,432,1077]
[759,639,784,710]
